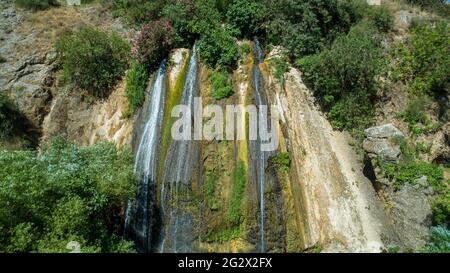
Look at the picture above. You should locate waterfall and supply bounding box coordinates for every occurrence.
[252,38,271,252]
[124,60,167,252]
[159,45,200,253]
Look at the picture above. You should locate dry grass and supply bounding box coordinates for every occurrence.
[16,3,117,55]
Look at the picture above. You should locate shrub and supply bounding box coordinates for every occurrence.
[269,152,291,173]
[383,160,444,190]
[424,226,450,253]
[269,57,290,85]
[400,97,430,126]
[132,20,175,70]
[405,0,450,17]
[198,27,239,68]
[56,27,130,98]
[240,42,251,56]
[226,0,266,38]
[103,0,167,26]
[368,5,394,33]
[14,0,58,10]
[124,62,148,117]
[0,138,137,252]
[210,70,234,100]
[0,93,21,140]
[161,0,197,47]
[298,23,383,133]
[265,0,366,59]
[432,192,450,226]
[393,21,449,96]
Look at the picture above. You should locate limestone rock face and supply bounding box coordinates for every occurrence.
[390,184,432,251]
[363,124,404,162]
[0,3,54,129]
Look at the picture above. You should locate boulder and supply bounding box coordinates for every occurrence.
[363,124,404,162]
[391,184,432,251]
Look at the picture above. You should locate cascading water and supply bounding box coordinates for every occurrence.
[124,61,167,252]
[159,45,200,253]
[251,38,272,252]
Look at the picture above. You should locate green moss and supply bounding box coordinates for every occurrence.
[269,152,291,173]
[157,51,190,187]
[228,160,246,227]
[204,168,220,211]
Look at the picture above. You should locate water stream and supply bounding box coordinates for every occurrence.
[124,60,167,252]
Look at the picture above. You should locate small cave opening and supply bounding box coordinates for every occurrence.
[363,156,382,193]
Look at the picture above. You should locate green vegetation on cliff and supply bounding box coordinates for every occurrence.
[0,138,136,252]
[124,62,148,117]
[56,27,131,98]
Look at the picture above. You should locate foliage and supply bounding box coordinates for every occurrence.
[269,152,291,173]
[383,160,443,190]
[14,0,58,10]
[226,0,266,38]
[0,138,137,252]
[161,0,197,47]
[392,21,449,96]
[132,19,176,70]
[432,191,450,227]
[228,161,246,227]
[424,225,450,253]
[0,93,21,140]
[405,0,450,17]
[298,23,383,133]
[400,97,430,126]
[239,42,251,56]
[269,57,290,86]
[210,70,234,100]
[264,0,367,59]
[368,5,394,33]
[198,27,239,68]
[56,27,130,98]
[103,0,167,26]
[124,62,148,117]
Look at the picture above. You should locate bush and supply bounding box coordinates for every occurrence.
[198,27,239,68]
[124,62,148,117]
[405,0,450,17]
[269,57,290,85]
[400,97,430,126]
[210,70,234,100]
[14,0,58,10]
[269,152,291,173]
[383,160,444,190]
[368,5,394,33]
[393,21,449,96]
[161,0,197,47]
[132,20,175,70]
[103,0,167,26]
[226,0,266,38]
[0,138,137,253]
[56,27,130,98]
[298,23,383,132]
[432,192,450,226]
[0,93,21,140]
[265,0,366,59]
[424,226,450,253]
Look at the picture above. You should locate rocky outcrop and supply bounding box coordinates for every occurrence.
[42,81,132,148]
[264,57,395,252]
[0,3,54,129]
[363,124,404,162]
[390,184,432,251]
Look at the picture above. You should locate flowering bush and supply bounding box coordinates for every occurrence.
[132,19,176,70]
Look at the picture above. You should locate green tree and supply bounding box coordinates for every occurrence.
[56,27,131,98]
